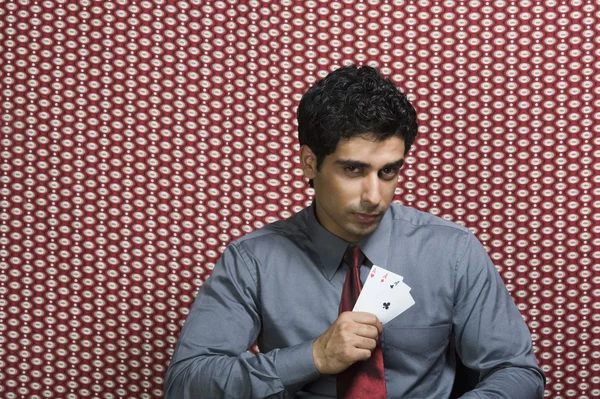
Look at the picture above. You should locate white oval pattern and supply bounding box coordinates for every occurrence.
[0,1,599,398]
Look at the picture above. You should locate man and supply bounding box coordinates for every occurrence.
[164,65,545,398]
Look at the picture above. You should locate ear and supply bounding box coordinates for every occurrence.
[299,145,318,180]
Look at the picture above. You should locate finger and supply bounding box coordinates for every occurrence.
[355,324,380,339]
[350,311,379,324]
[352,312,383,333]
[375,319,383,334]
[354,337,377,351]
[353,347,374,362]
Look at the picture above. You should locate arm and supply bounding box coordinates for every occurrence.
[163,243,320,399]
[452,233,546,399]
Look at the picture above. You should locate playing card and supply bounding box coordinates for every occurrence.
[367,265,403,285]
[353,265,415,324]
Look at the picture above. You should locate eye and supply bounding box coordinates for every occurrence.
[345,166,361,174]
[379,168,399,180]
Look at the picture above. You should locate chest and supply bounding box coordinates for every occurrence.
[256,256,455,352]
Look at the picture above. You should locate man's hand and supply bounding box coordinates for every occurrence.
[312,311,383,375]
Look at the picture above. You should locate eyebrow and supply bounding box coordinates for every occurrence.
[334,158,405,170]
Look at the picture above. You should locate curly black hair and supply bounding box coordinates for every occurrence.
[297,65,418,188]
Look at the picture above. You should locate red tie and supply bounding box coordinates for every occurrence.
[337,245,388,399]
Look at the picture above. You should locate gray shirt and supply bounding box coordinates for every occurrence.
[164,201,545,398]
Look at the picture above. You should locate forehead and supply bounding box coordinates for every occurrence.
[330,135,405,163]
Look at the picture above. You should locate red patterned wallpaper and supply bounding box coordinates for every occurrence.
[1,1,599,398]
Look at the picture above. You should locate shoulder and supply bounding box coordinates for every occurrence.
[228,207,310,255]
[389,203,472,236]
[386,203,476,256]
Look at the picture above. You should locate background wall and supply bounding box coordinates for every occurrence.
[1,0,599,398]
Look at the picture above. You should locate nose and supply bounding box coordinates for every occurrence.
[361,174,382,208]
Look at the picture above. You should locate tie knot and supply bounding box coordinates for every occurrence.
[343,245,365,269]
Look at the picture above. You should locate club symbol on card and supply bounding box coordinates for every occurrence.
[383,302,391,310]
[390,281,400,289]
[380,273,388,283]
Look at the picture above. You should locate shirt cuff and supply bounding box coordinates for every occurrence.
[275,339,321,394]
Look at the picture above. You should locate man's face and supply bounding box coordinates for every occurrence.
[301,134,405,243]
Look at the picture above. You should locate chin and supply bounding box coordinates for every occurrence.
[347,223,378,238]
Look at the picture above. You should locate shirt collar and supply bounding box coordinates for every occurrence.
[305,199,393,280]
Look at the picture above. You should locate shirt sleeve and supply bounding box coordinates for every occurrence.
[452,233,546,399]
[163,243,321,399]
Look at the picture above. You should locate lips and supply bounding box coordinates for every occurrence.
[355,213,381,223]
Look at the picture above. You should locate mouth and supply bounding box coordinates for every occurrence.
[354,213,381,223]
